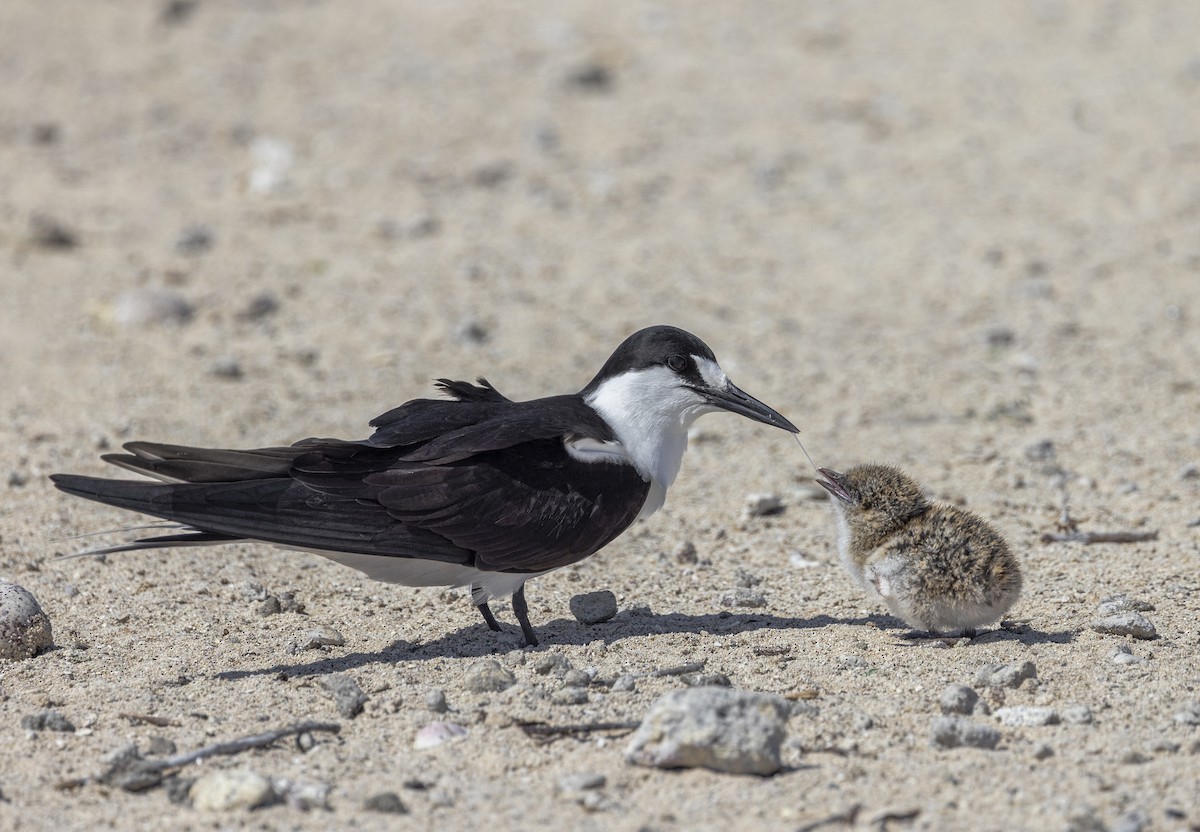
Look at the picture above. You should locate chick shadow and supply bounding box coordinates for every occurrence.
[215,610,869,681]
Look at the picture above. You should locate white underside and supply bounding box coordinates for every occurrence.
[286,546,548,603]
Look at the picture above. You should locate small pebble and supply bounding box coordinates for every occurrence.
[299,625,345,650]
[1110,644,1146,665]
[682,672,732,688]
[1113,809,1150,832]
[239,293,280,321]
[296,732,316,752]
[672,540,698,564]
[0,581,54,660]
[281,779,331,811]
[174,224,213,255]
[994,706,1059,727]
[742,492,784,518]
[1023,439,1056,461]
[851,712,874,731]
[939,684,981,716]
[975,661,1037,689]
[190,768,275,811]
[552,687,589,706]
[565,63,613,92]
[209,357,243,380]
[1061,704,1094,725]
[1172,702,1200,725]
[363,791,408,814]
[1033,743,1055,760]
[1180,463,1200,480]
[463,659,515,693]
[531,652,572,676]
[930,716,1000,750]
[716,587,767,608]
[612,675,637,692]
[145,735,176,756]
[558,773,606,793]
[569,590,618,624]
[318,673,368,719]
[1097,594,1155,615]
[562,669,592,688]
[111,288,194,328]
[29,215,78,249]
[1091,612,1157,640]
[413,721,468,750]
[426,689,448,713]
[21,710,75,732]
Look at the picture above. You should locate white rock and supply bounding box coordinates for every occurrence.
[189,769,275,810]
[994,706,1059,727]
[413,721,468,750]
[625,687,789,775]
[0,581,53,660]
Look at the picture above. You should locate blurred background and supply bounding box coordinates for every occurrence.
[2,0,1197,520]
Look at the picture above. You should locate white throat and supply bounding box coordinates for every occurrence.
[583,360,726,519]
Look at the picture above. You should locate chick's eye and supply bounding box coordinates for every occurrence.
[667,354,687,372]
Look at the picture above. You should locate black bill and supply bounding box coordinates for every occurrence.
[703,382,799,433]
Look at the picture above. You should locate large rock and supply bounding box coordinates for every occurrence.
[463,659,515,693]
[0,581,53,660]
[625,687,790,775]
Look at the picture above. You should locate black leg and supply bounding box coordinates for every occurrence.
[476,602,502,632]
[510,584,538,647]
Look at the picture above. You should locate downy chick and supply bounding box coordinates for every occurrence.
[816,464,1022,635]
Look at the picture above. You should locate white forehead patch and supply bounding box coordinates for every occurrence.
[695,356,727,389]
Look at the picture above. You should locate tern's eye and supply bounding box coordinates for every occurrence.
[666,354,687,372]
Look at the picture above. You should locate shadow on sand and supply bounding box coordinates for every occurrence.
[214,610,1075,681]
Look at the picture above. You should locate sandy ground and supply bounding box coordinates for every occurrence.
[2,2,1199,830]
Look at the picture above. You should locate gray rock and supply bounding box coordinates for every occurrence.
[21,710,75,732]
[1173,702,1200,725]
[612,675,637,692]
[239,293,280,320]
[552,687,589,706]
[1092,612,1157,640]
[625,687,790,775]
[104,757,163,793]
[0,581,53,660]
[279,779,331,811]
[1110,644,1146,665]
[530,652,572,676]
[975,661,1037,689]
[413,721,468,750]
[743,492,784,518]
[209,356,243,380]
[463,659,515,693]
[190,769,275,811]
[939,684,981,715]
[1033,743,1055,760]
[931,716,1000,750]
[994,707,1059,727]
[318,673,368,719]
[364,791,408,814]
[146,735,177,756]
[164,775,195,806]
[569,590,618,624]
[1024,439,1056,461]
[716,587,767,608]
[683,672,733,688]
[851,713,874,731]
[672,540,699,564]
[1061,704,1094,725]
[562,669,592,688]
[425,689,448,714]
[1097,594,1154,615]
[29,214,77,249]
[299,625,345,650]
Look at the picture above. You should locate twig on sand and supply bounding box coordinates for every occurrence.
[516,720,640,744]
[1040,530,1158,544]
[150,721,340,770]
[54,721,341,790]
[794,803,861,832]
[872,807,921,829]
[117,712,180,728]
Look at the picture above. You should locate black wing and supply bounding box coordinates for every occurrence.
[52,387,648,575]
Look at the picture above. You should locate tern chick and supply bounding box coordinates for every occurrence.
[816,464,1022,635]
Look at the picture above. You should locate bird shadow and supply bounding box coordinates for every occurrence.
[215,611,863,681]
[214,612,1076,682]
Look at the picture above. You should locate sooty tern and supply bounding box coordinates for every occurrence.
[52,325,798,646]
